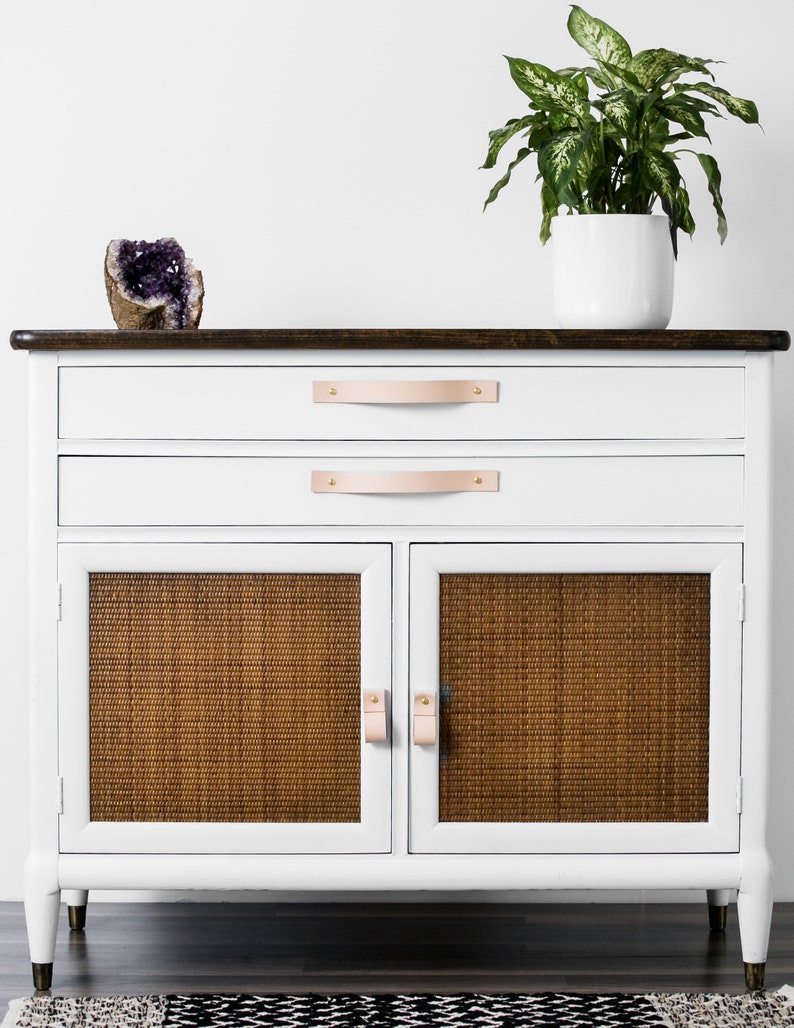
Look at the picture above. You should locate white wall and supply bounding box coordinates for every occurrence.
[1,0,792,902]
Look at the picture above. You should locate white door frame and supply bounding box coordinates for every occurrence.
[57,542,393,855]
[409,542,743,854]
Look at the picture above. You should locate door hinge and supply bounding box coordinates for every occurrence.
[56,777,64,815]
[736,776,744,814]
[56,582,62,622]
[738,583,746,622]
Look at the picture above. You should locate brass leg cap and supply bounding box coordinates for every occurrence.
[744,961,766,992]
[32,962,53,991]
[708,904,727,932]
[68,904,87,931]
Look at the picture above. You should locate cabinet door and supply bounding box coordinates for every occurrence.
[409,543,742,854]
[58,543,392,854]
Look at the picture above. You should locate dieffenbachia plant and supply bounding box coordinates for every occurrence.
[482,5,759,253]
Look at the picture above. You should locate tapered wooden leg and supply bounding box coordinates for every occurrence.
[737,857,773,992]
[24,888,60,991]
[64,889,88,931]
[707,888,730,932]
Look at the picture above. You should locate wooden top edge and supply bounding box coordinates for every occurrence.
[9,328,791,351]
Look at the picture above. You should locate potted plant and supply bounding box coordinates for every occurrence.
[482,5,759,328]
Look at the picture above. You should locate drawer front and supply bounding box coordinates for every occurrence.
[58,366,745,440]
[59,455,743,527]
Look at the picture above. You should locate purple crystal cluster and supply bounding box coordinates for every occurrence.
[105,237,203,329]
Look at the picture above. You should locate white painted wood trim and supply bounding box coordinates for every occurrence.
[56,349,750,369]
[57,851,745,893]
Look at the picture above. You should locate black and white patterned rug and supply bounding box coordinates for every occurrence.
[4,991,794,1028]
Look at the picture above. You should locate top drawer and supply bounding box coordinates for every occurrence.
[58,365,745,441]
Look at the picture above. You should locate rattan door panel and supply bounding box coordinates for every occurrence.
[409,543,742,854]
[87,572,362,825]
[58,543,392,854]
[58,455,743,528]
[58,365,744,441]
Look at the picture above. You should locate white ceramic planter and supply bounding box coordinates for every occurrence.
[551,213,675,330]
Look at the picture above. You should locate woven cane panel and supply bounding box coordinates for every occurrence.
[88,573,361,823]
[438,573,710,824]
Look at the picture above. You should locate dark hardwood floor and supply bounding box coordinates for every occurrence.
[2,900,794,1011]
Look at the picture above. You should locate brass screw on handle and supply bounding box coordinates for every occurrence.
[328,477,336,486]
[370,695,379,703]
[473,475,483,485]
[473,386,482,395]
[420,695,430,705]
[329,387,337,396]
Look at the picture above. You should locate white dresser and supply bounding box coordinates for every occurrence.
[12,327,789,991]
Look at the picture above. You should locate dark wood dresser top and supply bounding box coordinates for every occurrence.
[10,328,790,351]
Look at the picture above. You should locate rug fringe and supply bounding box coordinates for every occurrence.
[3,992,793,1027]
[779,985,794,1006]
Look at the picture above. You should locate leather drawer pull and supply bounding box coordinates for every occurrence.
[312,470,499,494]
[363,690,387,743]
[413,693,436,746]
[313,380,498,404]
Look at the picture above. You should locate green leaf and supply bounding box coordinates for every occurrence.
[584,162,615,210]
[482,146,532,211]
[537,129,591,197]
[505,56,591,120]
[539,182,559,244]
[695,152,728,243]
[630,48,715,88]
[675,185,696,238]
[579,64,613,91]
[555,66,590,98]
[661,181,698,258]
[638,148,680,209]
[481,115,536,170]
[656,97,710,138]
[666,90,721,116]
[594,88,637,135]
[686,82,759,124]
[567,6,632,73]
[597,58,643,91]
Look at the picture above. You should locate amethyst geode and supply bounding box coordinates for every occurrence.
[104,238,204,329]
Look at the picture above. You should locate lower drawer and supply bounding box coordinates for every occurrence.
[58,455,743,527]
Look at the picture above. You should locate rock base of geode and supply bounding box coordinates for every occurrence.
[104,238,204,330]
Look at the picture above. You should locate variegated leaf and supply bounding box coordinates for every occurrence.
[482,146,532,211]
[675,185,697,238]
[668,89,720,115]
[506,56,590,120]
[695,152,728,243]
[630,48,715,88]
[538,130,590,198]
[567,6,632,73]
[598,57,642,91]
[481,115,536,170]
[596,88,637,135]
[687,83,759,124]
[581,64,613,91]
[555,66,589,98]
[638,148,680,207]
[657,98,710,138]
